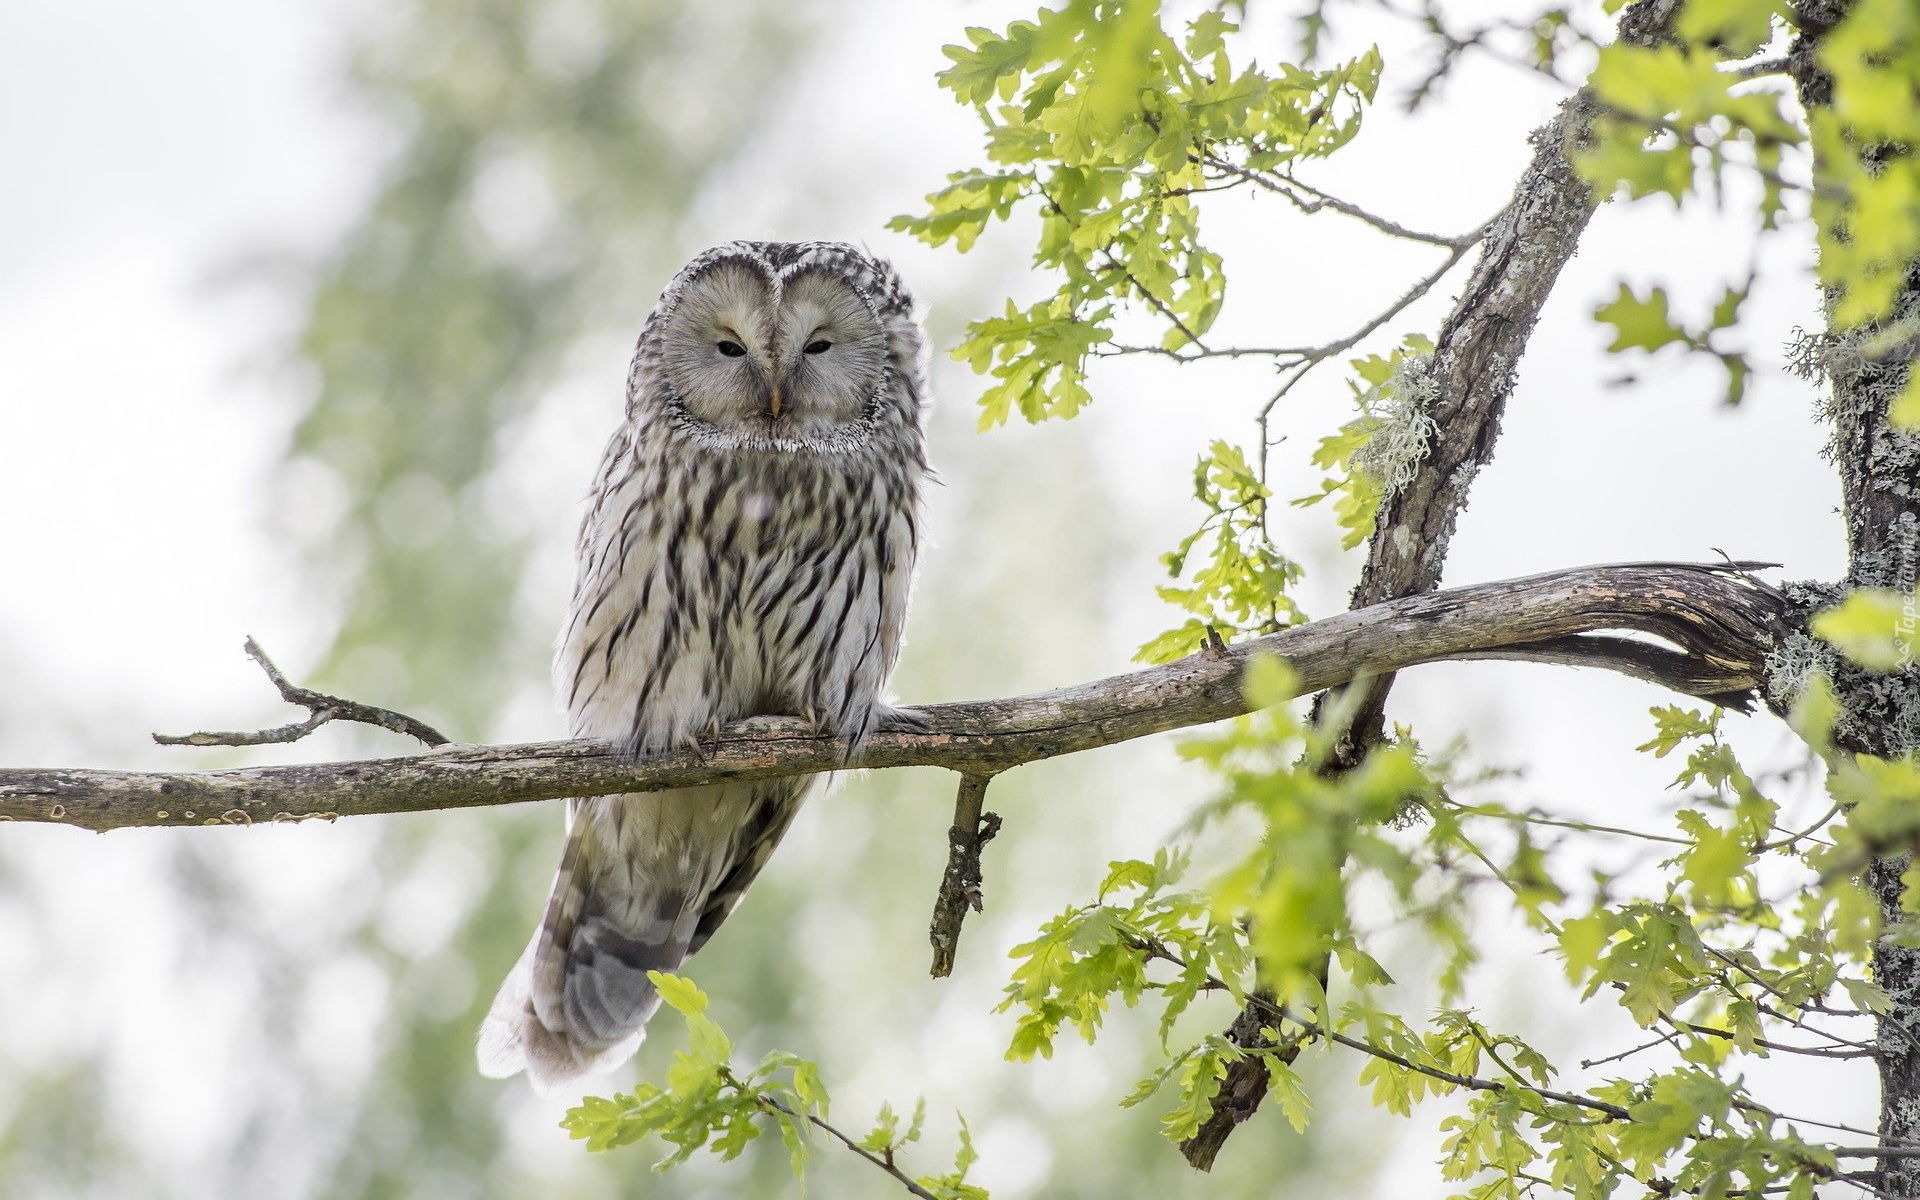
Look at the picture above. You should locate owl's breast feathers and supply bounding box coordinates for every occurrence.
[558,420,921,755]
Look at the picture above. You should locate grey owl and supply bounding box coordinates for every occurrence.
[478,241,930,1090]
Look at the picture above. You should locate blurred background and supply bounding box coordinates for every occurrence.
[0,1,1863,1197]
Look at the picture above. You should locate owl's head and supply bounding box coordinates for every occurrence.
[636,241,926,448]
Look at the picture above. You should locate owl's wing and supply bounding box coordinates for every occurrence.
[684,776,811,956]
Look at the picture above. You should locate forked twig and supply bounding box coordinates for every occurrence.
[154,638,449,749]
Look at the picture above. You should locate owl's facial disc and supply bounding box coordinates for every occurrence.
[661,259,781,429]
[661,258,886,441]
[769,268,886,433]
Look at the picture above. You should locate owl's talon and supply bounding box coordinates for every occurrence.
[681,731,711,765]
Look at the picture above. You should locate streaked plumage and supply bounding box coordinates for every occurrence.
[478,241,929,1090]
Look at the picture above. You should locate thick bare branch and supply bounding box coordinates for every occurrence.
[0,562,1781,833]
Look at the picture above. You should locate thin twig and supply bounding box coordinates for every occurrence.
[1761,1113,1892,1142]
[1829,1149,1920,1162]
[1256,237,1480,425]
[1442,799,1693,846]
[1696,948,1881,1052]
[1581,1029,1683,1069]
[1031,182,1212,352]
[1197,155,1485,249]
[1754,800,1844,853]
[1235,974,1634,1118]
[1660,1012,1876,1060]
[154,638,449,749]
[1733,56,1792,81]
[1099,249,1211,351]
[1364,0,1588,101]
[929,772,1002,977]
[1096,342,1314,361]
[743,1088,941,1200]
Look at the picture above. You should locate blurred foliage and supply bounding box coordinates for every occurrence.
[0,1038,133,1198]
[225,2,815,1199]
[1593,281,1753,405]
[278,1,817,1197]
[288,0,802,737]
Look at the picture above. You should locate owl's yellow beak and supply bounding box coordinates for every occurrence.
[767,386,784,418]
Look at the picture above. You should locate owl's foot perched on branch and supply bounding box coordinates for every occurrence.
[679,718,728,764]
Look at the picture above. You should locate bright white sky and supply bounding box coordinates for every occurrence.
[0,0,1868,1194]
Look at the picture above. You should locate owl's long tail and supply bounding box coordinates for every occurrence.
[476,781,806,1092]
[476,824,683,1091]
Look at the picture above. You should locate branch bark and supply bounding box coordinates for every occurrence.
[928,772,1001,977]
[1337,0,1686,747]
[0,562,1781,834]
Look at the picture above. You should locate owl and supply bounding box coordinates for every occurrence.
[477,241,930,1090]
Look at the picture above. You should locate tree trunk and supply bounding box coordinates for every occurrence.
[1790,3,1920,1193]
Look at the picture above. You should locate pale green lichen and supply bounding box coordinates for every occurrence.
[1775,579,1920,754]
[1788,301,1920,493]
[1763,626,1834,715]
[1353,353,1440,500]
[1851,512,1920,592]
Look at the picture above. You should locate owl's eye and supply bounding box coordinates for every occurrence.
[804,339,832,355]
[716,340,747,357]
